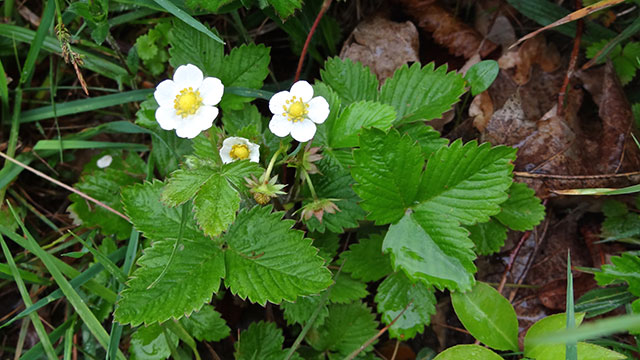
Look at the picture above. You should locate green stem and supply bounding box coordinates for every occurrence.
[262,145,286,184]
[301,169,318,201]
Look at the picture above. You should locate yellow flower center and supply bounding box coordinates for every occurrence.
[282,96,309,123]
[230,144,250,160]
[174,87,202,118]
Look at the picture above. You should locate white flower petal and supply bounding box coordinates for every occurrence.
[173,64,204,90]
[290,81,314,102]
[154,79,178,106]
[220,148,233,164]
[269,90,291,115]
[175,106,218,139]
[248,143,260,163]
[290,118,317,142]
[222,137,245,148]
[269,114,293,138]
[96,155,113,168]
[307,96,330,124]
[155,106,181,131]
[199,77,224,106]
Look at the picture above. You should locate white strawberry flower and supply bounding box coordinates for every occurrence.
[219,137,260,164]
[268,80,330,142]
[153,64,224,139]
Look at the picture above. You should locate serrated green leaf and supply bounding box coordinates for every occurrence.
[433,345,504,360]
[162,167,218,207]
[397,122,449,160]
[129,323,178,360]
[168,20,223,77]
[380,62,466,123]
[223,206,332,305]
[235,321,288,360]
[136,34,158,61]
[601,200,640,241]
[495,182,545,231]
[327,101,396,148]
[218,44,270,111]
[115,181,225,326]
[340,234,393,282]
[352,128,424,224]
[375,272,436,339]
[193,175,240,237]
[221,104,263,136]
[329,272,368,304]
[269,0,303,18]
[221,160,264,190]
[320,57,378,106]
[467,219,508,255]
[302,157,365,233]
[595,253,640,296]
[69,151,145,240]
[311,231,340,264]
[464,60,499,96]
[281,295,329,327]
[311,82,342,148]
[306,302,378,357]
[451,282,519,351]
[384,212,476,292]
[179,305,230,342]
[414,140,516,226]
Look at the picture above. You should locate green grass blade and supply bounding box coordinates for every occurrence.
[108,8,157,27]
[69,231,127,283]
[0,262,50,284]
[20,89,153,123]
[19,319,73,360]
[0,236,58,360]
[566,251,577,360]
[63,315,76,360]
[0,59,9,124]
[5,204,126,360]
[153,0,224,44]
[592,16,640,64]
[553,184,640,196]
[529,313,640,345]
[19,0,54,85]
[226,86,274,100]
[33,140,148,151]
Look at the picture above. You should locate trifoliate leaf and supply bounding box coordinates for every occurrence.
[179,305,230,342]
[218,44,270,111]
[601,200,640,241]
[329,272,368,304]
[281,295,329,327]
[380,62,466,123]
[494,182,545,231]
[327,101,396,148]
[168,20,223,77]
[306,302,378,357]
[384,211,476,291]
[235,321,289,360]
[433,345,504,360]
[451,282,519,351]
[352,128,424,225]
[223,205,332,305]
[464,60,499,96]
[340,234,393,282]
[115,181,225,326]
[129,323,178,360]
[375,272,436,339]
[193,175,240,238]
[414,140,516,226]
[303,157,366,233]
[397,122,449,160]
[595,253,640,297]
[467,219,508,255]
[69,151,145,240]
[320,57,378,106]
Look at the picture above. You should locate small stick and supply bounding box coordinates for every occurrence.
[294,0,332,82]
[0,151,130,223]
[497,231,532,295]
[557,0,584,117]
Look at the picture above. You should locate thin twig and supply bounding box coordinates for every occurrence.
[294,0,332,82]
[513,171,640,180]
[0,151,130,223]
[557,0,584,117]
[497,231,532,295]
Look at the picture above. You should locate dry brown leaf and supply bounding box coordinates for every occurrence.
[470,91,494,132]
[498,36,561,85]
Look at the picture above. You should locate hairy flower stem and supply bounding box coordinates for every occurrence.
[301,169,318,201]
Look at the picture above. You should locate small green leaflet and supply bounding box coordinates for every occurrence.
[328,272,368,304]
[281,295,329,327]
[451,282,519,351]
[179,305,230,342]
[601,200,640,241]
[376,272,436,339]
[595,253,640,297]
[223,205,332,305]
[433,345,504,360]
[464,60,499,96]
[192,175,240,239]
[326,101,396,148]
[115,181,225,326]
[339,234,393,282]
[320,57,378,106]
[235,321,301,360]
[494,182,545,231]
[467,219,508,256]
[397,122,449,160]
[380,62,466,123]
[129,323,178,360]
[168,20,223,77]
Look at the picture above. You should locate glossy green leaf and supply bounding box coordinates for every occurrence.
[380,62,466,123]
[339,234,393,282]
[375,272,436,339]
[234,321,292,360]
[193,175,240,238]
[433,345,504,360]
[495,182,545,231]
[352,128,424,224]
[129,323,178,360]
[595,253,640,297]
[329,272,368,304]
[306,302,378,357]
[179,305,230,342]
[397,122,449,160]
[162,167,216,207]
[464,60,499,96]
[467,219,508,255]
[115,181,225,326]
[328,101,395,148]
[320,57,378,106]
[451,282,519,351]
[223,205,332,305]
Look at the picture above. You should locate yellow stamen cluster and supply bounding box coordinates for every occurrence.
[229,144,250,160]
[174,87,202,118]
[282,96,309,123]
